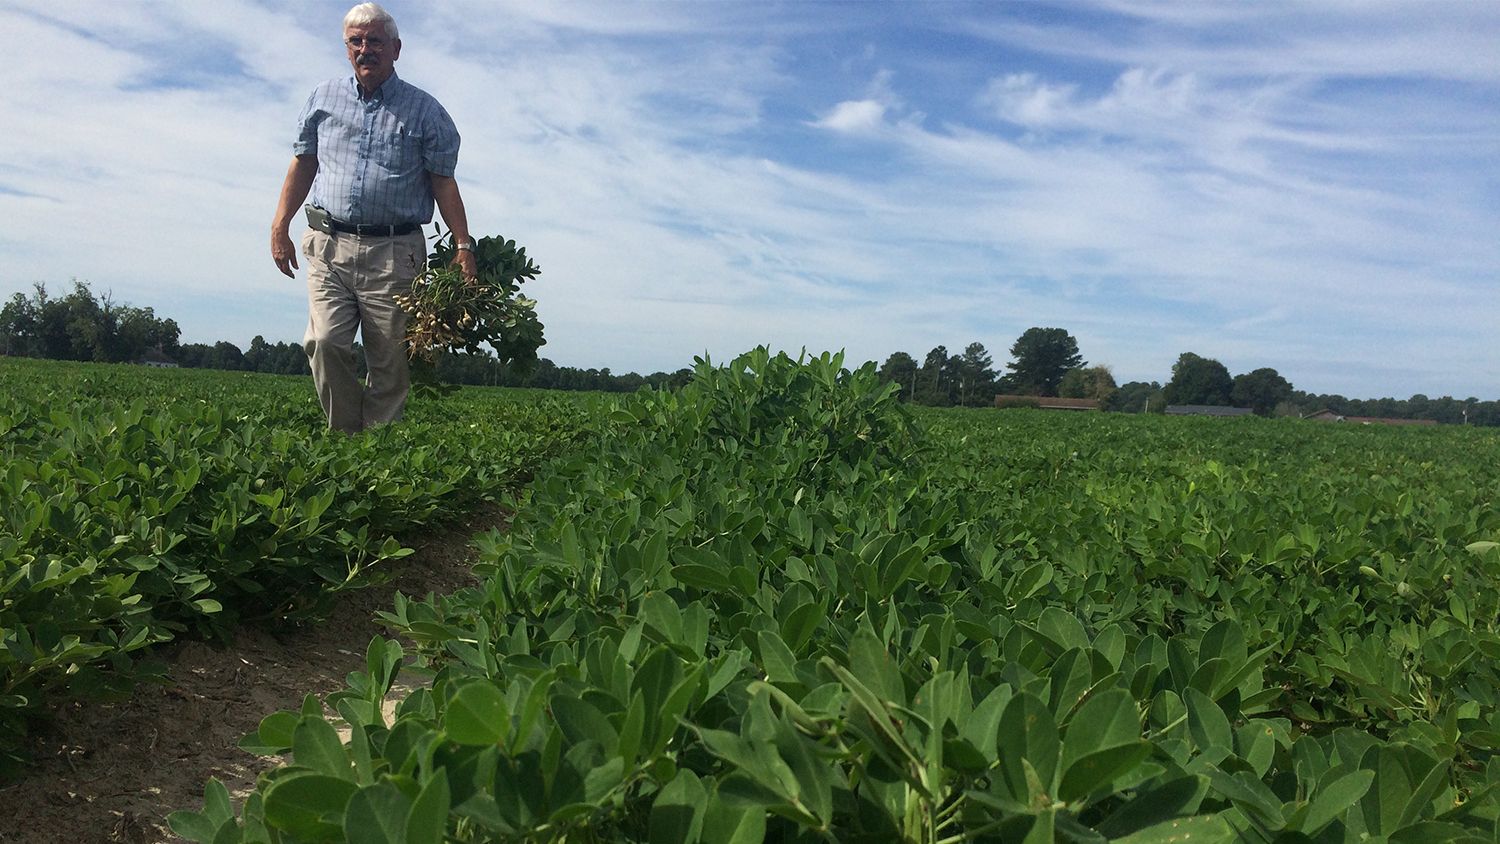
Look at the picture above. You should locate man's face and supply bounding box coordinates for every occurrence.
[345,21,400,90]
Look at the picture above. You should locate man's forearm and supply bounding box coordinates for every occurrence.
[429,174,472,244]
[273,155,319,233]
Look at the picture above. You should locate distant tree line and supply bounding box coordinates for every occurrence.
[0,281,688,392]
[168,339,695,393]
[878,328,1113,408]
[1,281,181,364]
[878,328,1500,426]
[1144,351,1500,425]
[1286,392,1500,426]
[5,284,1495,424]
[431,351,693,393]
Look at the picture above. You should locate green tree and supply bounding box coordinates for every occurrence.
[1164,352,1233,406]
[38,281,107,360]
[1004,327,1084,396]
[1407,394,1432,420]
[916,346,954,406]
[1231,367,1293,416]
[1112,380,1164,413]
[878,351,919,401]
[1058,365,1118,404]
[244,335,273,372]
[1470,401,1500,426]
[211,341,246,370]
[955,342,997,406]
[0,292,38,356]
[113,305,179,361]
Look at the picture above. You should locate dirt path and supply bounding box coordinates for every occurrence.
[0,507,503,844]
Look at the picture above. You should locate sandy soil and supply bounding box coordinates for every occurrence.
[0,507,503,844]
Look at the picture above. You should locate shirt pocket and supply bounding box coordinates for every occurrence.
[387,121,423,173]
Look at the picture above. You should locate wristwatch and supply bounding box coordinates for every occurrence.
[455,240,475,252]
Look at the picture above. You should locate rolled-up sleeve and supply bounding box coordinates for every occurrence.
[422,104,460,177]
[292,89,322,156]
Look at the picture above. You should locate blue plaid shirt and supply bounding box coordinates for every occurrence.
[293,72,460,226]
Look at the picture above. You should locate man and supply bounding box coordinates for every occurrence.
[270,2,476,433]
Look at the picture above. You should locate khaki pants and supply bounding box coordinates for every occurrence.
[301,228,425,434]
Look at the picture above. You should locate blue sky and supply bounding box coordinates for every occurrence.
[2,1,1497,398]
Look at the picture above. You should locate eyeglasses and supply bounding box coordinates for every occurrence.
[345,36,388,51]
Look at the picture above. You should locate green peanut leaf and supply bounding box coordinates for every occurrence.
[293,716,353,781]
[1096,776,1209,839]
[1061,688,1141,771]
[164,810,220,843]
[551,694,618,754]
[1113,814,1234,844]
[757,630,800,685]
[1301,769,1374,834]
[847,626,904,706]
[241,711,299,755]
[405,770,451,844]
[649,769,707,844]
[1059,741,1152,803]
[779,599,825,655]
[997,692,1060,800]
[1185,687,1233,764]
[701,787,767,844]
[343,781,412,844]
[262,773,359,839]
[444,681,510,746]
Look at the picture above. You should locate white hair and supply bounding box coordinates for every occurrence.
[343,3,398,40]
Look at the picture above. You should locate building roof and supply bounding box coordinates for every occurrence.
[993,395,1100,411]
[1304,409,1438,426]
[1165,405,1254,417]
[1344,416,1438,426]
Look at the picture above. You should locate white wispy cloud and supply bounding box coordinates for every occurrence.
[813,99,887,133]
[0,0,1496,398]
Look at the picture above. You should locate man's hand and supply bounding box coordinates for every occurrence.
[271,155,316,279]
[452,248,478,284]
[272,229,300,278]
[430,173,478,284]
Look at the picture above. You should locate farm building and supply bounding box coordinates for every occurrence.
[139,349,179,368]
[1165,405,1254,417]
[993,395,1100,411]
[1304,409,1437,426]
[1346,416,1437,426]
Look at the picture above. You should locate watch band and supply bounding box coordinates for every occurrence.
[455,240,475,252]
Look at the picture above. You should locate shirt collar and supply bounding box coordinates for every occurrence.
[350,70,401,101]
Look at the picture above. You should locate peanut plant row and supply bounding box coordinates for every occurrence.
[182,349,1500,842]
[0,359,594,776]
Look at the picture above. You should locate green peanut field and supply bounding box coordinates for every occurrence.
[5,351,1500,842]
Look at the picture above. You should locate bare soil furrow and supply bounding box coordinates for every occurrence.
[0,507,503,844]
